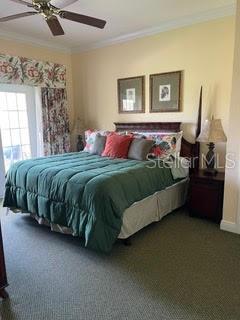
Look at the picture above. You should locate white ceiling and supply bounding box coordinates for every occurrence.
[0,0,236,52]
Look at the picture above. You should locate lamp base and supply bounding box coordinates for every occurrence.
[76,135,84,152]
[204,142,217,176]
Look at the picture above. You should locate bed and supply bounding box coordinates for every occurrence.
[3,112,201,253]
[114,120,201,241]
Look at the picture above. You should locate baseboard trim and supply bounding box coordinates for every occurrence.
[220,220,240,234]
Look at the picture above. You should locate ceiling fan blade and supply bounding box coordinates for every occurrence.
[0,12,38,22]
[59,11,106,29]
[46,16,64,36]
[9,0,33,7]
[50,0,78,9]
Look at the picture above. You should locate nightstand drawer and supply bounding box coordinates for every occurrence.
[188,171,224,223]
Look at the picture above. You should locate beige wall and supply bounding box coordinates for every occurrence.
[0,17,234,157]
[222,0,240,229]
[0,39,74,126]
[72,17,234,166]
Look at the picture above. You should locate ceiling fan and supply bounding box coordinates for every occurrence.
[0,0,106,36]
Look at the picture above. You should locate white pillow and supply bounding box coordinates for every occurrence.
[165,156,190,179]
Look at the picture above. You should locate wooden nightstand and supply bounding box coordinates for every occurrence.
[188,170,225,223]
[0,219,8,299]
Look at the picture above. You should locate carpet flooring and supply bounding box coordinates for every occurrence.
[1,208,240,320]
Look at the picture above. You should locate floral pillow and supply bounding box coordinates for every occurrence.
[133,131,183,158]
[150,132,183,158]
[84,130,109,153]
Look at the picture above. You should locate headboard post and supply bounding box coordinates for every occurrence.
[194,86,203,171]
[196,86,202,138]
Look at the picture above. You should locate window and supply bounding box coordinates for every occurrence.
[0,84,42,196]
[0,91,32,171]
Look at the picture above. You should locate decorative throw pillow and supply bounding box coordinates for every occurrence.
[167,156,190,180]
[102,133,133,158]
[91,134,107,156]
[128,138,154,161]
[84,129,109,153]
[150,131,183,158]
[83,129,94,152]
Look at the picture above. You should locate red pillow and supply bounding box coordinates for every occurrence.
[102,134,133,158]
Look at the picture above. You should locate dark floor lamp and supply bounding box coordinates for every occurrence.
[196,119,227,175]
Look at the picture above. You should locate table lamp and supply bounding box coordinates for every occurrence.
[197,119,227,175]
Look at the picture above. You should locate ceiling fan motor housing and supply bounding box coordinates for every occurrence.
[33,0,52,4]
[32,0,58,19]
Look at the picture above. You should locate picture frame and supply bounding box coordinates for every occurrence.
[150,71,182,112]
[118,76,145,113]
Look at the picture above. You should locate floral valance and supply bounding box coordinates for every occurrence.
[0,53,66,88]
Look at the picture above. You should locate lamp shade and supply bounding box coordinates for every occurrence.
[197,119,227,143]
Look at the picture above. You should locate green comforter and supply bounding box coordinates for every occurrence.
[4,152,177,252]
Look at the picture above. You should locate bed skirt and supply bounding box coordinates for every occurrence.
[7,178,188,240]
[119,177,189,238]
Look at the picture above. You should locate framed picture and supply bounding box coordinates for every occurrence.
[118,76,145,113]
[150,71,182,112]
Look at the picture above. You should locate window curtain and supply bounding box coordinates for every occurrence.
[0,53,70,156]
[41,88,70,155]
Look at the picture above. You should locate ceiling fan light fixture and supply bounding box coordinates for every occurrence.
[1,0,107,36]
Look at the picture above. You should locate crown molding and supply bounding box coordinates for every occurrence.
[0,3,235,54]
[0,29,71,54]
[71,3,236,53]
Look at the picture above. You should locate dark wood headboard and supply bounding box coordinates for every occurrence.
[114,88,202,171]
